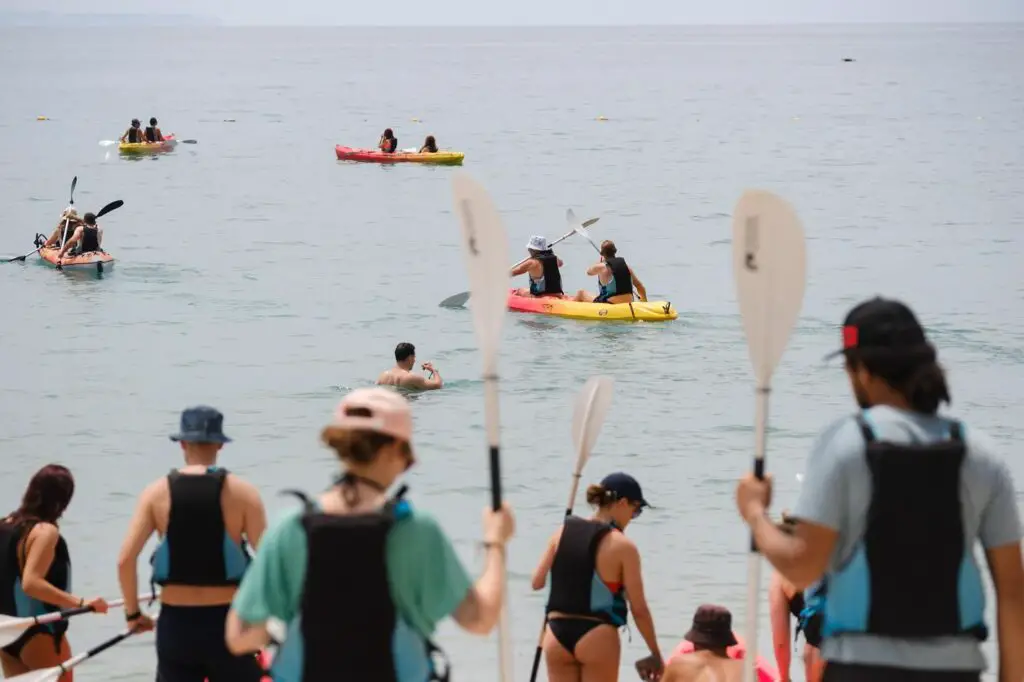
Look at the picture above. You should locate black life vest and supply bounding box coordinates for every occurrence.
[385,137,398,153]
[150,468,251,588]
[532,251,564,295]
[127,127,141,143]
[823,415,987,640]
[80,226,100,253]
[601,256,633,299]
[272,486,449,682]
[0,520,72,639]
[545,516,627,626]
[145,126,158,142]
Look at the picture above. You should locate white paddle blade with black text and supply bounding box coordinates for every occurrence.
[452,173,510,378]
[731,190,807,387]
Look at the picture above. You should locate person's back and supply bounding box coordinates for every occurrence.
[376,342,442,391]
[145,118,164,143]
[663,651,743,682]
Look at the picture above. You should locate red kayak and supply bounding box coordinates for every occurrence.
[334,145,464,165]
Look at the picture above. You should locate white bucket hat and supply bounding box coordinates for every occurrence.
[526,235,549,252]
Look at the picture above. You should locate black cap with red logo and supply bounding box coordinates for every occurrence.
[825,297,928,360]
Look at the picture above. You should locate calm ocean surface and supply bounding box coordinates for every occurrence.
[0,23,1022,681]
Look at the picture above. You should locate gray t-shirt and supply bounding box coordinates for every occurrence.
[793,405,1022,671]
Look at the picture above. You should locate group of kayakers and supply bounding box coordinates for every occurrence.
[120,118,165,144]
[512,235,648,304]
[40,208,105,263]
[1,297,1022,682]
[378,128,441,154]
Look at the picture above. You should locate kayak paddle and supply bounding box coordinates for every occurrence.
[0,593,156,648]
[438,215,600,308]
[568,208,643,300]
[527,375,615,682]
[6,628,140,682]
[451,173,512,682]
[5,176,76,264]
[731,190,806,682]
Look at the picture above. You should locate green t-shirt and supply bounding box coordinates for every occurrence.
[232,502,473,638]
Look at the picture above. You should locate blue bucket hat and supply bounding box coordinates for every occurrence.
[169,406,232,444]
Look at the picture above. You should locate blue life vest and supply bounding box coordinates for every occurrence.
[822,414,987,640]
[150,467,251,587]
[545,516,628,626]
[270,485,450,682]
[795,579,826,648]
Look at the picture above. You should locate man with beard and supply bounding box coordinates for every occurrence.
[735,297,1024,682]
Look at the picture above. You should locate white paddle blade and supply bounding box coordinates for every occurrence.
[570,376,615,469]
[731,190,807,387]
[452,174,510,377]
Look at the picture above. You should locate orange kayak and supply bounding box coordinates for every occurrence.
[38,246,114,273]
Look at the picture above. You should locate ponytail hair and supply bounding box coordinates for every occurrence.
[848,342,951,415]
[585,483,618,508]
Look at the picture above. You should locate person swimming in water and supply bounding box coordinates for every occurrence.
[144,118,164,143]
[510,236,565,298]
[378,128,398,153]
[419,135,438,153]
[574,240,647,304]
[376,342,442,391]
[121,119,144,144]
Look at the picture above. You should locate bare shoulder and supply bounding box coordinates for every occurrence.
[225,473,262,501]
[27,522,60,544]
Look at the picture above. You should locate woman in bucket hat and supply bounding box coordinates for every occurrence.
[226,387,516,681]
[511,235,566,298]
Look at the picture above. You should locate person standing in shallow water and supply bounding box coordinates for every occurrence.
[735,297,1024,682]
[225,387,515,680]
[117,406,267,682]
[531,472,663,682]
[377,342,442,390]
[768,515,825,682]
[661,605,744,682]
[0,465,109,682]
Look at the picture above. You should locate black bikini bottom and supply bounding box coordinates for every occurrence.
[1,624,62,660]
[548,618,610,656]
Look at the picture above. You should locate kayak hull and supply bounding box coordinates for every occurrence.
[39,247,115,273]
[119,134,177,153]
[670,634,779,682]
[335,146,464,165]
[506,290,677,322]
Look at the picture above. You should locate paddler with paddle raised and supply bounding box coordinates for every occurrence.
[573,239,647,304]
[41,209,82,250]
[511,235,566,298]
[225,387,515,679]
[735,297,1024,682]
[55,212,103,264]
[530,472,663,682]
[117,406,267,682]
[0,465,109,681]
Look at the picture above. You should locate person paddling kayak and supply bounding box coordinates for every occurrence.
[768,515,824,682]
[144,117,164,142]
[511,236,565,298]
[117,406,267,682]
[42,208,82,249]
[120,118,143,144]
[378,128,398,153]
[419,135,438,153]
[573,240,646,304]
[56,212,102,262]
[662,606,744,682]
[735,297,1024,682]
[377,342,442,391]
[0,465,109,682]
[530,472,663,682]
[225,387,516,679]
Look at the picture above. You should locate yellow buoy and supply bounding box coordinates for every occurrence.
[596,115,607,121]
[411,117,420,122]
[36,116,48,121]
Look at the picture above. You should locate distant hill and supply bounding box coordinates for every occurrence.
[0,11,221,27]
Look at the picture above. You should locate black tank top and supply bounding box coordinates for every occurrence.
[80,226,100,253]
[145,126,158,142]
[128,128,141,143]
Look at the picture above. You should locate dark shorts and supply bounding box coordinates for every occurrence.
[0,624,62,660]
[156,604,264,682]
[823,662,980,682]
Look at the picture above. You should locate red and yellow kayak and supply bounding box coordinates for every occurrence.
[119,134,177,154]
[38,246,114,273]
[507,290,677,322]
[335,145,464,165]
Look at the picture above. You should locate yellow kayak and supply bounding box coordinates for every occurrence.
[507,290,677,322]
[335,146,464,165]
[119,134,178,154]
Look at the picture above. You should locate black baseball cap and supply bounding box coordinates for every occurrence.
[825,297,927,360]
[600,472,652,509]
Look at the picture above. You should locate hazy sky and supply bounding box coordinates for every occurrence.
[8,0,1024,25]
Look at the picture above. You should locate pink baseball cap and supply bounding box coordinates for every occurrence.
[332,387,413,444]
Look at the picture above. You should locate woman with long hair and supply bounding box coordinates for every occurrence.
[225,387,515,679]
[531,472,663,682]
[0,465,108,681]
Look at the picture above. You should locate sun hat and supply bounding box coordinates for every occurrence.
[684,605,739,649]
[332,387,413,443]
[169,406,232,444]
[526,235,550,252]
